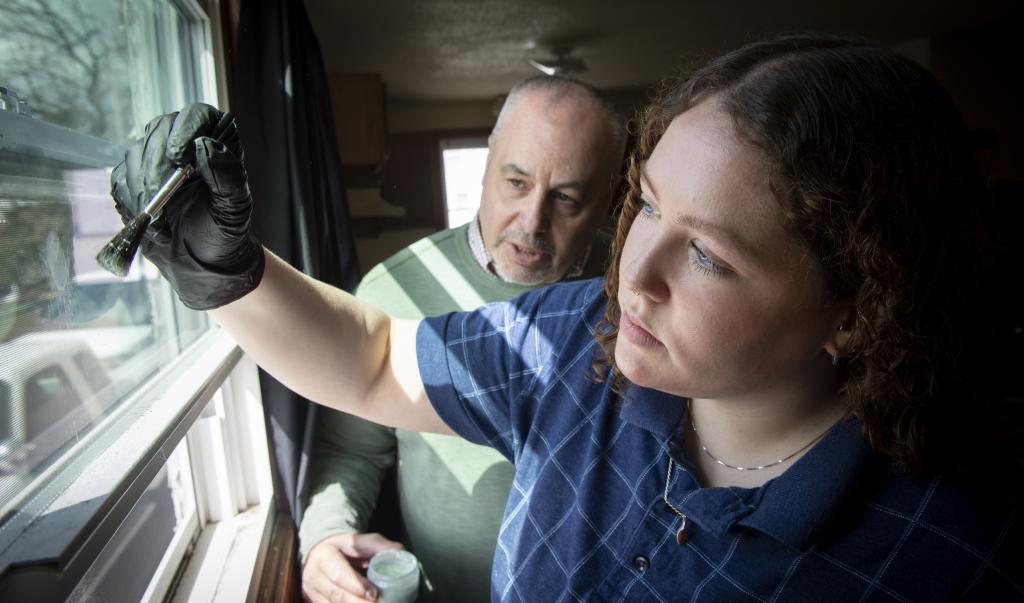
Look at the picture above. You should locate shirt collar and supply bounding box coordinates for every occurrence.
[466,214,592,280]
[618,384,875,551]
[467,214,493,273]
[734,416,874,551]
[619,384,686,443]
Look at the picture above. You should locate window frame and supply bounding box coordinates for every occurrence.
[0,1,274,601]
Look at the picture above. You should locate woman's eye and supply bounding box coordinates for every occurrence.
[639,200,658,219]
[691,243,727,277]
[507,178,526,190]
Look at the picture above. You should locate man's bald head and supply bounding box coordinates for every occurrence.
[491,76,626,174]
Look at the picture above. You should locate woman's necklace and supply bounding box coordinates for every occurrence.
[687,399,835,472]
[663,402,843,545]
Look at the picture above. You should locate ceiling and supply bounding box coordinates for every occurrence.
[303,0,1019,102]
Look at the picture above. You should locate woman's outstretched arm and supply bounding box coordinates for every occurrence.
[211,250,451,434]
[209,248,450,432]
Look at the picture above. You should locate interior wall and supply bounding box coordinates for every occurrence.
[386,83,654,135]
[350,101,488,273]
[929,21,1023,181]
[891,37,930,69]
[387,99,497,133]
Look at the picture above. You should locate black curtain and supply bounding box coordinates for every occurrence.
[233,0,361,526]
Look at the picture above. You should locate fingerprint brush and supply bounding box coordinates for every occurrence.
[96,164,195,277]
[96,112,234,277]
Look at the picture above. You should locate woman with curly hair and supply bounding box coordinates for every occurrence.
[112,34,1019,601]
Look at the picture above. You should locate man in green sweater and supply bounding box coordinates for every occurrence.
[299,76,626,603]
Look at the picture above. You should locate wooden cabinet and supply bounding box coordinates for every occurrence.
[379,132,445,229]
[327,73,385,166]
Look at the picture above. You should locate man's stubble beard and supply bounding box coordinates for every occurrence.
[493,228,558,285]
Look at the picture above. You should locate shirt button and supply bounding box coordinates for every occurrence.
[633,555,650,572]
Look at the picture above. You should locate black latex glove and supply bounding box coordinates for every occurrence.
[110,103,265,310]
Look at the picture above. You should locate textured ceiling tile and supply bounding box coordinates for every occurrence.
[304,0,1019,101]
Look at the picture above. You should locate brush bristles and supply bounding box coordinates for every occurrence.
[96,213,153,277]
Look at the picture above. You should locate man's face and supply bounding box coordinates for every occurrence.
[478,91,618,285]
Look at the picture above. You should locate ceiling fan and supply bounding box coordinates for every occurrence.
[529,46,588,76]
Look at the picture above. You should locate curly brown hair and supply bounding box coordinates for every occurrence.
[593,34,990,472]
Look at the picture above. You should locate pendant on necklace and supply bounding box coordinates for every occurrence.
[675,517,688,545]
[663,459,690,545]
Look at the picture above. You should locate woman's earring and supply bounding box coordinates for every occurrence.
[630,288,639,296]
[832,323,845,365]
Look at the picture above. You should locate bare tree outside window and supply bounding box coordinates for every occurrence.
[0,0,133,143]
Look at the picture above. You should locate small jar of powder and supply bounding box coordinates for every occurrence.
[367,550,420,603]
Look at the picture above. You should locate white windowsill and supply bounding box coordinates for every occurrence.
[169,502,273,603]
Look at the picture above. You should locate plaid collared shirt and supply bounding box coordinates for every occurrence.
[467,214,589,280]
[416,277,1023,602]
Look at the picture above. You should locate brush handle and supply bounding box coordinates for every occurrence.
[142,164,195,216]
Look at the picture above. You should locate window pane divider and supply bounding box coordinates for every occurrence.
[0,110,125,168]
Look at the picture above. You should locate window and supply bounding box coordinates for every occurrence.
[25,366,79,441]
[0,384,10,442]
[0,0,214,506]
[440,137,489,228]
[0,1,270,601]
[73,351,111,395]
[69,437,197,602]
[64,354,272,603]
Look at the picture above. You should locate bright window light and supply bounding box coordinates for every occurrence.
[441,141,489,228]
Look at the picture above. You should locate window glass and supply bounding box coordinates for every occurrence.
[25,365,80,441]
[0,0,212,508]
[68,438,197,601]
[0,383,10,442]
[441,138,489,228]
[74,350,111,396]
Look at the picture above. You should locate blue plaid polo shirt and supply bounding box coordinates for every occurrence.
[416,278,1023,602]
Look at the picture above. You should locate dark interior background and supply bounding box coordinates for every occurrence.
[300,0,1023,273]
